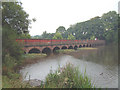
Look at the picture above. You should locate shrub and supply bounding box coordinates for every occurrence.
[41,63,94,88]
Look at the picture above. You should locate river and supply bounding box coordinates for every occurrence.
[20,45,118,88]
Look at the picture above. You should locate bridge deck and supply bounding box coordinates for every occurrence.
[16,39,105,46]
[16,39,105,54]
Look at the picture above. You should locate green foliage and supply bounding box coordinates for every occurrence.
[40,11,118,44]
[56,26,66,34]
[2,1,33,88]
[67,34,75,40]
[118,16,120,45]
[56,49,75,53]
[2,75,31,88]
[2,25,24,62]
[53,32,63,39]
[3,54,16,69]
[101,11,118,44]
[18,33,31,39]
[41,31,54,39]
[22,53,47,60]
[66,11,118,44]
[2,1,32,62]
[41,63,93,88]
[2,76,13,88]
[2,2,31,34]
[90,36,95,40]
[32,35,42,39]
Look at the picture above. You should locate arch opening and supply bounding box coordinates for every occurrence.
[74,45,78,50]
[89,44,92,47]
[61,46,67,49]
[53,47,60,54]
[68,46,73,49]
[42,47,51,55]
[86,44,88,47]
[28,48,40,54]
[79,45,82,48]
[83,44,85,47]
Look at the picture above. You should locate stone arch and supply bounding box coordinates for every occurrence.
[53,47,60,53]
[68,46,73,49]
[86,44,88,47]
[83,44,85,47]
[79,45,82,48]
[61,46,67,49]
[42,47,51,55]
[89,44,92,47]
[28,48,40,53]
[74,45,78,50]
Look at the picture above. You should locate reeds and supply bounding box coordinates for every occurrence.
[41,63,94,88]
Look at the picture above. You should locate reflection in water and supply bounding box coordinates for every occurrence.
[20,45,118,88]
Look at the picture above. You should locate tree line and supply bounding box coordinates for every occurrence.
[33,11,119,44]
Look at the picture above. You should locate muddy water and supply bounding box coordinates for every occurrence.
[20,45,118,88]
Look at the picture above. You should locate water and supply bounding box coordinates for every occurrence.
[20,45,118,88]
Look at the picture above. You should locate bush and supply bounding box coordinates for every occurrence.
[2,25,24,63]
[41,63,94,88]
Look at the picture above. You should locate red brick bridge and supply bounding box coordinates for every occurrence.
[16,39,105,54]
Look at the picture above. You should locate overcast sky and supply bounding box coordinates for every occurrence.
[21,0,119,36]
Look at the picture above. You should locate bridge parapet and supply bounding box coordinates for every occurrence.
[16,39,105,47]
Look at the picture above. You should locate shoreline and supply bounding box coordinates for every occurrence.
[18,47,99,70]
[2,47,100,88]
[18,47,99,87]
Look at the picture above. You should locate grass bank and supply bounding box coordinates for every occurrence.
[56,48,98,54]
[78,47,98,50]
[56,49,75,53]
[20,54,47,66]
[2,53,47,88]
[39,63,94,88]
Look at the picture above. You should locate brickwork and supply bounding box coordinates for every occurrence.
[16,39,105,53]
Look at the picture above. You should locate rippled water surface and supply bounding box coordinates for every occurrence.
[20,45,118,88]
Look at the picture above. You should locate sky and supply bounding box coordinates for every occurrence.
[20,0,119,36]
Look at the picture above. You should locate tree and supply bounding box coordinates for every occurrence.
[2,2,31,62]
[2,25,23,62]
[67,34,75,40]
[90,36,95,40]
[41,31,55,39]
[66,11,118,44]
[53,32,63,39]
[18,33,31,39]
[101,11,118,43]
[32,35,42,39]
[2,2,31,34]
[56,26,66,34]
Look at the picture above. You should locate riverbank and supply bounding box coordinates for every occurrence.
[2,47,98,88]
[2,53,47,88]
[17,54,47,69]
[39,63,94,88]
[57,47,98,60]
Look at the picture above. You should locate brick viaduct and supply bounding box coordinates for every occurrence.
[16,39,105,54]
